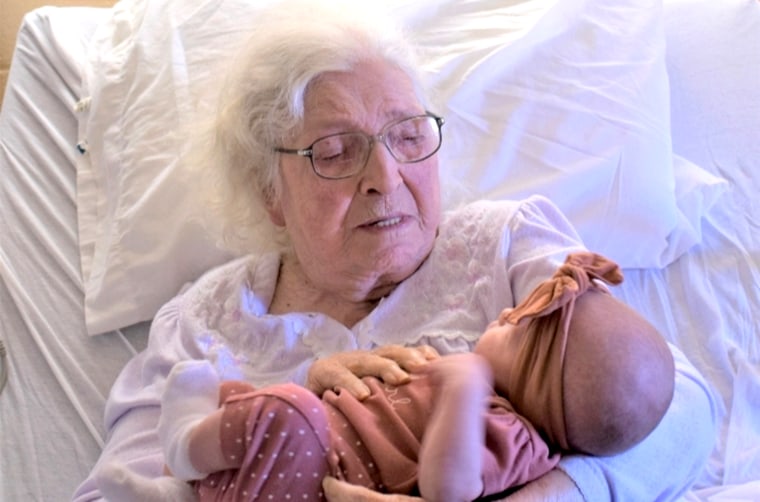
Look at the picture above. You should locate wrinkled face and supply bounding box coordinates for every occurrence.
[268,59,442,301]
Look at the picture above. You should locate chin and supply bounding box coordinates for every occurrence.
[371,240,431,274]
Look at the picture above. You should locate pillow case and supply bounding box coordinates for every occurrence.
[411,0,720,268]
[76,0,720,335]
[664,0,754,245]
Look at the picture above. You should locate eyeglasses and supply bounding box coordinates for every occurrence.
[275,113,444,180]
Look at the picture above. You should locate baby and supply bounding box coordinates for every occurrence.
[97,252,675,502]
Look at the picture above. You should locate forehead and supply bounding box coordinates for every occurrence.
[302,60,424,131]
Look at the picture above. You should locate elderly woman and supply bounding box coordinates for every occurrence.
[73,2,715,501]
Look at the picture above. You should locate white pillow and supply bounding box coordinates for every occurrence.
[411,0,721,269]
[664,0,756,244]
[76,0,721,335]
[665,0,760,169]
[77,0,243,336]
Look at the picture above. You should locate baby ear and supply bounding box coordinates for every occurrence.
[496,308,513,326]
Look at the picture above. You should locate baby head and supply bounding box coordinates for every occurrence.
[474,252,675,456]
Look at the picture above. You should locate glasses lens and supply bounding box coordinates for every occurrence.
[385,116,441,163]
[312,133,368,179]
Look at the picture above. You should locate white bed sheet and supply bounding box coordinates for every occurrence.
[0,5,758,502]
[0,7,149,501]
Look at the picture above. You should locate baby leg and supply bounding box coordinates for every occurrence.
[196,383,334,501]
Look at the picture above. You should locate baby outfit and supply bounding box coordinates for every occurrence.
[172,365,559,501]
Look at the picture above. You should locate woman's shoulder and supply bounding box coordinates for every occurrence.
[440,195,566,239]
[433,194,583,287]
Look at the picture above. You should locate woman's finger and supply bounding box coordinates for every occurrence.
[306,347,441,400]
[344,353,410,385]
[305,357,371,399]
[306,352,409,398]
[415,344,441,361]
[372,344,440,371]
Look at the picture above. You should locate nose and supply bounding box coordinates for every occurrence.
[358,139,403,195]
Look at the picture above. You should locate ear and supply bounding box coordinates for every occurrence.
[264,187,286,227]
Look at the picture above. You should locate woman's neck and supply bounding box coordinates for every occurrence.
[269,253,382,328]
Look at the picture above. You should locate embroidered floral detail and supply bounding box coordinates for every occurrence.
[382,384,412,409]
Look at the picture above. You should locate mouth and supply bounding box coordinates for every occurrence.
[362,216,404,229]
[374,216,403,228]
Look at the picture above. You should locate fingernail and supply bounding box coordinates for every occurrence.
[393,368,411,382]
[355,383,371,400]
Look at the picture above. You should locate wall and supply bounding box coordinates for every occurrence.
[0,0,115,110]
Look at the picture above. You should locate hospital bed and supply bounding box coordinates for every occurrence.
[0,0,758,500]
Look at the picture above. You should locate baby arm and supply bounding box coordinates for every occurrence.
[417,352,493,502]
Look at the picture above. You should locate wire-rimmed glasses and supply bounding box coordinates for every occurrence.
[275,113,444,180]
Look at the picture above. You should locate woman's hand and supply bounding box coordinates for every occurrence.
[323,470,582,502]
[503,469,583,502]
[306,344,439,400]
[322,477,422,501]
